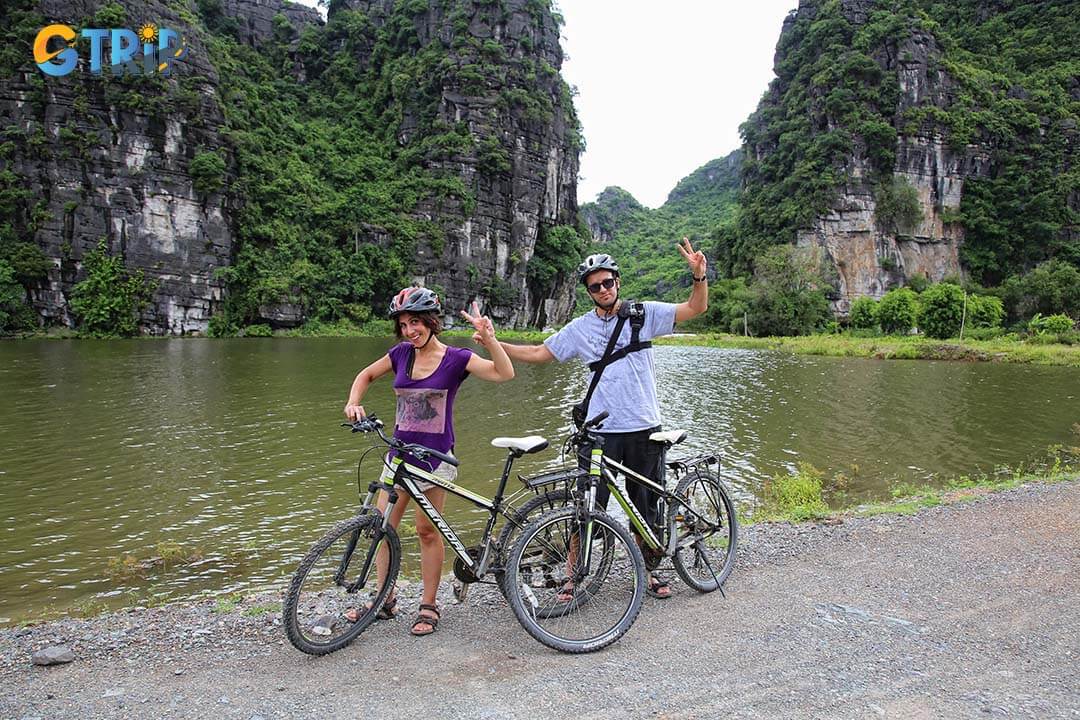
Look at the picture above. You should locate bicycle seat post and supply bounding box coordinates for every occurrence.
[491,449,520,512]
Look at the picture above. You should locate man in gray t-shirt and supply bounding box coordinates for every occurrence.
[497,238,709,598]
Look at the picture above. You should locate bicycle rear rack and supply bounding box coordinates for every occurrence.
[518,466,588,492]
[665,454,719,479]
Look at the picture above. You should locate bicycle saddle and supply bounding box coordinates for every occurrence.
[649,430,687,445]
[491,436,549,454]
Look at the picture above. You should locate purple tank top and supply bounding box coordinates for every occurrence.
[387,342,472,471]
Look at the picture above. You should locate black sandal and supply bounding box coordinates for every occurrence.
[647,577,672,599]
[410,603,440,636]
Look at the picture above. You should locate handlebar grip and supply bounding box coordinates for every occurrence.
[427,448,460,467]
[585,411,609,428]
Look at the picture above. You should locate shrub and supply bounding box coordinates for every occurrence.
[877,287,918,334]
[0,259,36,334]
[190,151,226,196]
[966,294,1004,329]
[69,240,155,337]
[906,273,929,293]
[848,296,878,329]
[760,463,829,522]
[1001,260,1080,323]
[918,282,965,339]
[1028,313,1075,336]
[874,176,923,234]
[240,323,273,337]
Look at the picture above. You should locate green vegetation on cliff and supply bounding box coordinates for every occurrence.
[734,0,1079,291]
[578,152,740,314]
[202,1,577,334]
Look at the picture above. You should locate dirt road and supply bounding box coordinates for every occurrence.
[3,480,1078,719]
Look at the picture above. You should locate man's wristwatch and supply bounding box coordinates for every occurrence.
[692,274,707,283]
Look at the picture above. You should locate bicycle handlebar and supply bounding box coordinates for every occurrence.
[343,416,460,467]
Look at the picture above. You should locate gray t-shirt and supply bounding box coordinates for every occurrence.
[544,301,677,433]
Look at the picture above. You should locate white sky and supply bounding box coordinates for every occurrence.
[558,1,798,208]
[295,0,799,209]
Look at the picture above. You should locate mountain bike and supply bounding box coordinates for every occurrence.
[281,416,625,655]
[503,411,737,650]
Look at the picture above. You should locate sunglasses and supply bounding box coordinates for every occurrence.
[586,277,617,294]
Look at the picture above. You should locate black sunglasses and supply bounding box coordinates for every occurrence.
[586,277,617,294]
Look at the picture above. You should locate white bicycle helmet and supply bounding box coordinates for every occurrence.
[577,253,620,285]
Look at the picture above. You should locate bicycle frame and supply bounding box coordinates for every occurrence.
[361,452,517,578]
[580,442,721,565]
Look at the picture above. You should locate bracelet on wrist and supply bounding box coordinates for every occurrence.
[692,274,706,283]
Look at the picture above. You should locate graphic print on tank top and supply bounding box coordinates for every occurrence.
[394,387,448,434]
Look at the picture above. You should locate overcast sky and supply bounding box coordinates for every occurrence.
[558,1,798,208]
[295,0,799,208]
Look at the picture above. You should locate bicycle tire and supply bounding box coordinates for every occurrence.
[494,487,573,593]
[282,514,401,655]
[505,506,645,653]
[668,470,738,592]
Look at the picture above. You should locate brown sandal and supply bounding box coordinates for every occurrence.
[410,603,440,636]
[345,593,398,623]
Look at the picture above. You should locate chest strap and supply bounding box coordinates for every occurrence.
[587,302,651,372]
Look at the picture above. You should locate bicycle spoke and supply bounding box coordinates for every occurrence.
[669,472,738,593]
[283,516,400,655]
[507,508,644,652]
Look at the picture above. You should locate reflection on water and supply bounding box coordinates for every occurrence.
[0,337,1076,623]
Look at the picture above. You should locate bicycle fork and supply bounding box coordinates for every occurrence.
[338,486,399,593]
[573,448,604,581]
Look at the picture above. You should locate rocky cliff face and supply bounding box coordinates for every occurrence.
[779,0,991,314]
[2,0,577,334]
[340,0,580,329]
[0,0,252,333]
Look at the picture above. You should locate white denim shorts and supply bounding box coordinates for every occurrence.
[379,458,457,493]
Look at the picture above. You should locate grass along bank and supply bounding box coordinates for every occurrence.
[655,332,1080,366]
[749,441,1080,525]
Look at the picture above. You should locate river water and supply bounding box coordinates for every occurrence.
[1,337,1076,623]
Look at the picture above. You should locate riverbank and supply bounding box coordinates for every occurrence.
[4,477,1078,719]
[13,324,1078,366]
[655,332,1080,366]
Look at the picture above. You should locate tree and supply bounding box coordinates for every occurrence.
[918,282,965,339]
[876,287,918,334]
[69,240,156,337]
[746,245,831,336]
[848,296,878,329]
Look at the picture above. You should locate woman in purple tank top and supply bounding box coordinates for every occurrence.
[343,287,514,636]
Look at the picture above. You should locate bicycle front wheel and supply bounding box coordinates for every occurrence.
[505,507,645,653]
[669,470,738,592]
[282,514,400,655]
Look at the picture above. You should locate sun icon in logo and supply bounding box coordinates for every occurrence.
[137,23,159,44]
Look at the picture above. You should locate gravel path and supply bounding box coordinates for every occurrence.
[3,480,1078,719]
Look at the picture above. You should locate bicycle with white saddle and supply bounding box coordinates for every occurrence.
[502,411,738,652]
[282,416,627,655]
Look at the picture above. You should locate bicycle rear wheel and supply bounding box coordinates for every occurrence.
[282,514,400,655]
[669,470,738,592]
[505,507,645,653]
[494,487,573,594]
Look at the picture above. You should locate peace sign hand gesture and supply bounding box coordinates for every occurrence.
[460,301,496,346]
[677,236,707,279]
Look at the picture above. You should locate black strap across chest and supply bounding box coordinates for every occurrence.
[587,302,651,373]
[578,302,651,419]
